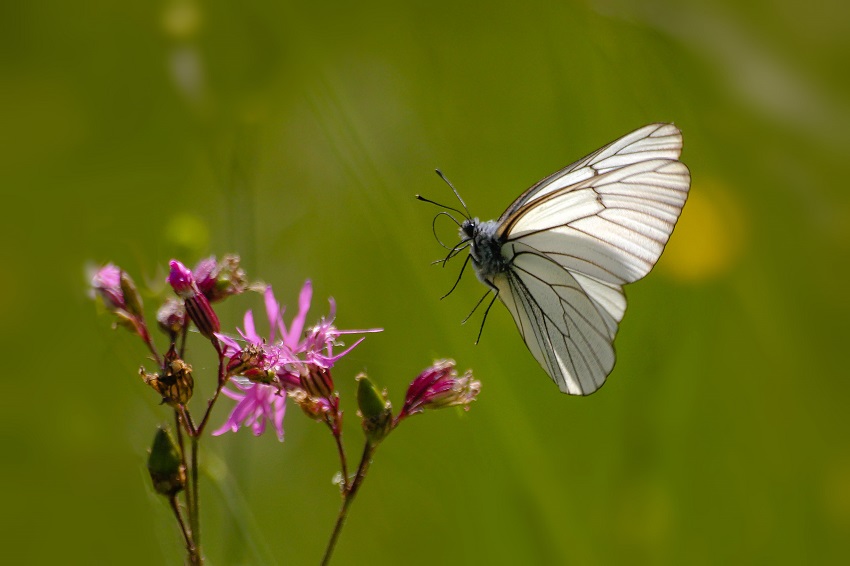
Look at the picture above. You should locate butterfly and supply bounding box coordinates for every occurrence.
[420,123,691,395]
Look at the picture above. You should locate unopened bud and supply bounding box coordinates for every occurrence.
[156,298,187,337]
[356,373,393,443]
[147,427,186,497]
[91,264,151,342]
[119,270,144,319]
[167,260,220,340]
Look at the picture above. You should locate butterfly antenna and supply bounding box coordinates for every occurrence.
[440,254,471,299]
[429,211,463,250]
[416,194,468,220]
[435,169,471,219]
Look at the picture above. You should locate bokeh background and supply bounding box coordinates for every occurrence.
[3,0,849,564]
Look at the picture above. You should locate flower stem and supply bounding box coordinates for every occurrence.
[178,324,188,359]
[195,338,225,437]
[333,430,349,492]
[174,411,194,540]
[141,328,162,367]
[180,336,225,564]
[321,441,377,566]
[190,436,201,553]
[168,495,200,565]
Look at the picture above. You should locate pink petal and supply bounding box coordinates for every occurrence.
[242,309,258,342]
[263,286,281,342]
[286,280,312,349]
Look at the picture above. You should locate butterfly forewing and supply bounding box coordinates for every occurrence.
[501,151,690,285]
[498,123,685,223]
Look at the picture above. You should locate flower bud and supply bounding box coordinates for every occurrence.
[156,297,187,337]
[167,259,220,340]
[91,264,151,342]
[119,270,144,320]
[290,389,336,422]
[147,427,186,497]
[399,360,480,420]
[92,264,124,311]
[300,365,334,400]
[356,373,393,443]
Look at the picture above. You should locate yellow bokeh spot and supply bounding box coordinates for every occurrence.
[823,458,850,532]
[162,0,202,40]
[660,179,746,282]
[165,213,210,256]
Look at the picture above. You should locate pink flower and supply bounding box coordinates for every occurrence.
[193,255,246,303]
[212,381,286,441]
[214,281,381,441]
[398,360,480,421]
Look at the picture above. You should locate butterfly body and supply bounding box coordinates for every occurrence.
[462,218,506,284]
[439,123,690,396]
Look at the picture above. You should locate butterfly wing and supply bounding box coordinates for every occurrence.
[493,124,690,394]
[491,244,623,395]
[498,123,686,224]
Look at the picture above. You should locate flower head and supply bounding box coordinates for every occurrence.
[193,254,246,303]
[398,360,480,421]
[214,280,381,441]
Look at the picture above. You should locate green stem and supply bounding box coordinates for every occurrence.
[321,442,377,566]
[190,436,200,552]
[195,338,226,436]
[181,336,225,564]
[169,495,200,565]
[329,416,349,492]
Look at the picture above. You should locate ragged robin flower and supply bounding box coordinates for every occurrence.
[213,281,381,441]
[192,254,247,303]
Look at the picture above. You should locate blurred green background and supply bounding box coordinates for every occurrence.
[3,0,849,563]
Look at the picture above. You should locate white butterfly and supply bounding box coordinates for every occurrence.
[424,123,691,395]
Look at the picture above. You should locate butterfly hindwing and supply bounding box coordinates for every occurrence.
[493,241,623,394]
